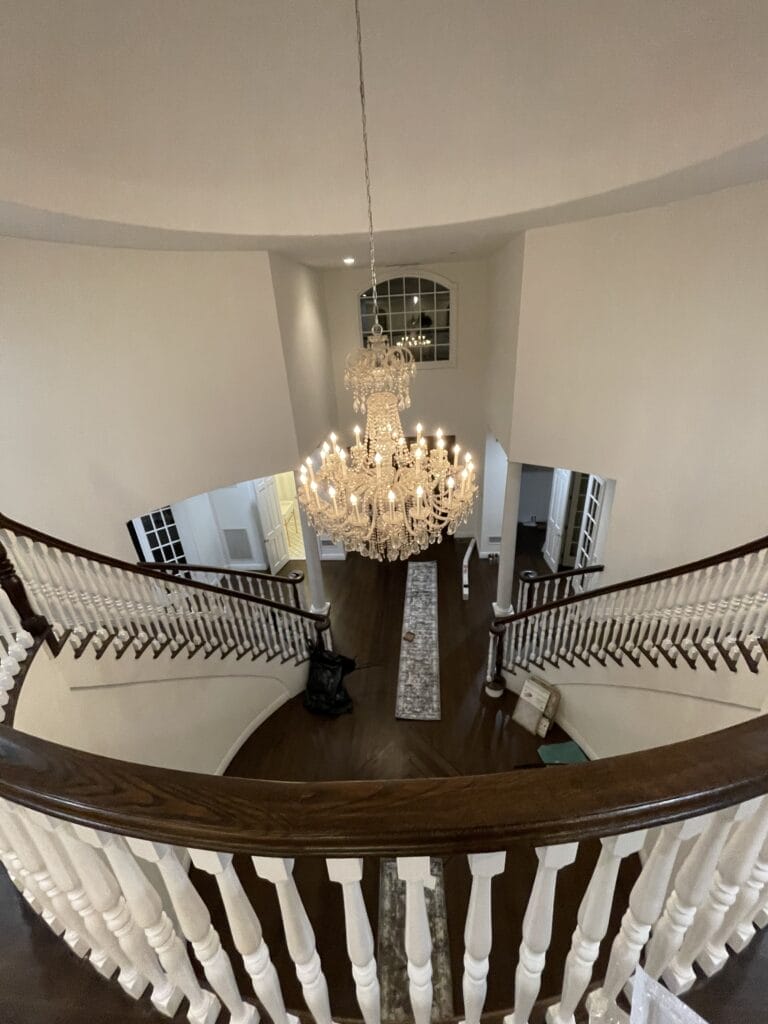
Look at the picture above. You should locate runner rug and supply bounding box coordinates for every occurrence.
[377,857,454,1023]
[395,561,440,720]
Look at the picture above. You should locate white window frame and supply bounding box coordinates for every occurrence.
[356,268,457,371]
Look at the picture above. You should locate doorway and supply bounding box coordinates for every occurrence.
[542,468,614,582]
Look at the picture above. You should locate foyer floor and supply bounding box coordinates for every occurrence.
[0,533,763,1022]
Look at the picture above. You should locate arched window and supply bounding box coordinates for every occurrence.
[359,274,453,364]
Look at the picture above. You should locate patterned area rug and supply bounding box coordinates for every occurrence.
[377,857,454,1023]
[395,561,440,720]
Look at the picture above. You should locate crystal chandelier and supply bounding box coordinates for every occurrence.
[297,0,478,562]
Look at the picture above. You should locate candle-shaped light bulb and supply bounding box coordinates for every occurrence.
[388,489,396,503]
[465,451,472,463]
[416,422,423,436]
[398,436,406,447]
[375,451,382,478]
[306,456,315,481]
[453,444,461,467]
[437,437,445,450]
[436,427,443,439]
[310,479,320,507]
[354,424,361,442]
[414,447,422,461]
[330,432,337,446]
[415,484,424,512]
[328,485,338,514]
[447,476,455,490]
[460,468,469,494]
[350,493,358,506]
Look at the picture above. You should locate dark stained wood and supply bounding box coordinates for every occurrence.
[0,535,50,641]
[2,634,47,728]
[148,560,305,587]
[517,564,605,585]
[495,532,768,627]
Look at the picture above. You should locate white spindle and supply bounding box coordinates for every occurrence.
[461,851,506,1024]
[650,805,744,990]
[718,834,768,954]
[547,832,645,1024]
[505,843,578,1024]
[327,858,381,1024]
[586,818,701,1021]
[397,856,435,1024]
[253,856,335,1024]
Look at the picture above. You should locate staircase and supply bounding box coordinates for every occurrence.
[2,518,768,1024]
[488,536,768,686]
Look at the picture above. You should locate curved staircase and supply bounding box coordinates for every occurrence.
[1,515,768,1024]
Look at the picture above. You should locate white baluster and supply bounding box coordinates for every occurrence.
[128,840,235,1024]
[57,824,149,999]
[397,856,435,1024]
[586,818,702,1022]
[95,831,186,1017]
[651,804,744,991]
[718,834,768,954]
[547,832,645,1024]
[191,849,294,1024]
[505,843,578,1024]
[327,858,380,1024]
[0,817,47,921]
[670,796,768,989]
[461,851,506,1024]
[253,856,335,1024]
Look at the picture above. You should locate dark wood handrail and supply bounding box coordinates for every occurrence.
[516,564,605,585]
[0,715,767,855]
[147,562,305,587]
[0,512,327,626]
[495,533,768,629]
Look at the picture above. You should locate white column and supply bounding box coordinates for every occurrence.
[547,831,645,1024]
[495,462,523,616]
[327,858,380,1024]
[397,856,435,1024]
[191,849,295,1024]
[505,843,578,1024]
[299,507,329,615]
[253,856,335,1024]
[461,851,506,1024]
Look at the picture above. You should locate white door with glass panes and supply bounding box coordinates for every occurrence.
[543,469,571,572]
[254,477,290,574]
[573,474,607,591]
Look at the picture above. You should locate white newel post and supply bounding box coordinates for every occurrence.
[191,850,294,1024]
[127,840,235,1024]
[461,851,506,1024]
[505,842,578,1024]
[94,831,188,1018]
[547,832,646,1024]
[670,796,768,989]
[495,461,523,617]
[397,856,436,1024]
[586,819,701,1022]
[327,858,381,1024]
[648,805,744,992]
[253,856,335,1024]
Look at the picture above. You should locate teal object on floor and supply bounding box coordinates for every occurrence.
[538,740,589,765]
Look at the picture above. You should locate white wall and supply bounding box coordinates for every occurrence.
[172,492,227,566]
[485,235,525,449]
[322,261,490,536]
[479,433,508,556]
[509,180,768,584]
[15,646,307,774]
[269,253,338,455]
[0,239,299,559]
[518,465,553,524]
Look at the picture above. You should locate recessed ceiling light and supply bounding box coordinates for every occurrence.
[343,256,355,265]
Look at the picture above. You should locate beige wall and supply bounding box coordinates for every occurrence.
[321,260,490,536]
[509,180,768,583]
[0,239,299,558]
[486,235,525,452]
[269,253,338,455]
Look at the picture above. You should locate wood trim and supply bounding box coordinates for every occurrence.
[496,533,768,627]
[1,714,767,855]
[148,562,305,586]
[0,512,326,626]
[516,565,604,585]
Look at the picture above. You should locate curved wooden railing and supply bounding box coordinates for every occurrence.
[488,535,768,688]
[148,560,306,609]
[0,511,329,671]
[516,563,605,612]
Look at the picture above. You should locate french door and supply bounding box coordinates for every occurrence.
[542,469,571,572]
[573,474,607,590]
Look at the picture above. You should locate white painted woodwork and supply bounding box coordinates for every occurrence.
[543,469,571,573]
[397,857,435,1024]
[670,796,768,989]
[505,843,578,1024]
[586,819,702,1020]
[547,832,646,1024]
[461,851,506,1024]
[651,806,743,988]
[254,477,290,574]
[327,858,380,1024]
[718,834,768,954]
[253,856,335,1024]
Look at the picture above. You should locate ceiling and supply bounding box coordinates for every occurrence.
[1,0,768,264]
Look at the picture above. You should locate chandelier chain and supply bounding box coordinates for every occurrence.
[354,0,380,330]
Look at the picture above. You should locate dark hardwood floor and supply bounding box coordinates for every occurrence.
[0,531,764,1022]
